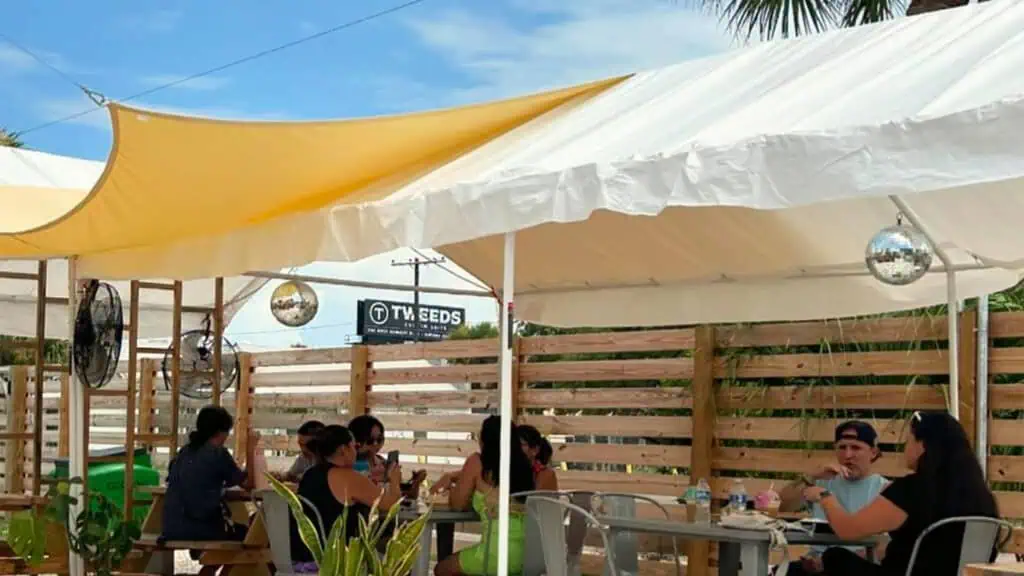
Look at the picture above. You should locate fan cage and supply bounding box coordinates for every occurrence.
[162,330,240,400]
[73,281,124,389]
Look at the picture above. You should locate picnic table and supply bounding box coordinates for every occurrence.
[398,507,480,576]
[597,516,880,576]
[965,564,1024,575]
[129,485,273,576]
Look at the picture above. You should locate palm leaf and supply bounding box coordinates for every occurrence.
[320,511,349,576]
[266,474,324,564]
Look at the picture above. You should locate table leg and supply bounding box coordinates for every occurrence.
[739,542,770,576]
[412,521,434,576]
[719,542,740,576]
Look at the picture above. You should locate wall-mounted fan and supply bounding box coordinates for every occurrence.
[73,280,124,388]
[162,324,240,400]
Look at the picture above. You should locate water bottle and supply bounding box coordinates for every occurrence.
[728,478,748,515]
[695,478,712,524]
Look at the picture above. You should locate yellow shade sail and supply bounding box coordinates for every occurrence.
[0,76,625,269]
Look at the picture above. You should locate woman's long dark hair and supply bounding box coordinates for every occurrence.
[188,405,234,449]
[307,425,353,463]
[518,424,553,466]
[479,416,535,495]
[911,412,997,523]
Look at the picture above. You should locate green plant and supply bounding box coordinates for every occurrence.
[8,479,141,576]
[266,474,431,576]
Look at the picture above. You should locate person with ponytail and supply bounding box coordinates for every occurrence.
[290,425,404,571]
[161,406,258,573]
[802,411,999,576]
[432,415,535,576]
[518,424,558,491]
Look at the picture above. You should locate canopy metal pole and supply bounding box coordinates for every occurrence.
[497,232,515,576]
[67,257,85,576]
[977,294,990,477]
[888,195,959,419]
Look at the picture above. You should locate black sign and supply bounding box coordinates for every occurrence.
[357,299,465,343]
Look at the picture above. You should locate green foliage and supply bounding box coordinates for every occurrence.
[0,337,68,367]
[8,479,141,576]
[0,128,23,148]
[266,474,431,576]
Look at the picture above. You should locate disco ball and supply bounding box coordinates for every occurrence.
[865,224,934,286]
[270,280,319,327]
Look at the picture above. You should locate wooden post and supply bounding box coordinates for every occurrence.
[7,366,28,494]
[170,281,183,455]
[124,281,140,522]
[58,373,69,458]
[510,338,521,422]
[32,260,46,496]
[958,308,979,448]
[213,277,224,406]
[138,359,156,450]
[688,325,717,576]
[234,353,253,464]
[349,345,369,417]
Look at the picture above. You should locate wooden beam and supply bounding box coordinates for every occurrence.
[510,338,521,422]
[213,277,224,406]
[58,373,68,458]
[124,280,140,522]
[349,345,369,417]
[170,281,183,456]
[688,325,716,576]
[138,359,156,452]
[959,308,979,448]
[234,353,253,464]
[32,260,46,496]
[7,366,28,494]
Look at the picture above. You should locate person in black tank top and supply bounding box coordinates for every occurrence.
[801,412,999,576]
[289,425,402,571]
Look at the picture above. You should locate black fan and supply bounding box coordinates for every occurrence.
[73,280,124,388]
[163,328,240,400]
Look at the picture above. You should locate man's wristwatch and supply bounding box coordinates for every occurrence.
[818,490,833,502]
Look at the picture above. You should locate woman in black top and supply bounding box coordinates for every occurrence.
[290,425,403,568]
[803,411,998,576]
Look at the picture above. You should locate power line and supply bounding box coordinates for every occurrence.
[14,0,429,136]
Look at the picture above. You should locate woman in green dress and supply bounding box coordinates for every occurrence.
[433,416,536,576]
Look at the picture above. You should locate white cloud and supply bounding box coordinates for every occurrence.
[119,10,182,33]
[0,45,37,73]
[138,75,231,92]
[405,0,735,103]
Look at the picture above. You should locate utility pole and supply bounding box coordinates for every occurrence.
[390,255,446,342]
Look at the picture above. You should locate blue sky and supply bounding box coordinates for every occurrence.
[1,0,734,347]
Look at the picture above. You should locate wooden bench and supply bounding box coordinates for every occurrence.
[134,535,246,552]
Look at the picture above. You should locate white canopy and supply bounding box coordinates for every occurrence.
[326,0,1024,326]
[0,147,264,338]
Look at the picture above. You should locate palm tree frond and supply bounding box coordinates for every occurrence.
[843,0,906,26]
[0,128,24,148]
[721,0,842,41]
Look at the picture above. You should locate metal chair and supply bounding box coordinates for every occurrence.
[904,516,1014,576]
[513,490,598,576]
[254,489,327,576]
[591,493,682,576]
[526,495,619,576]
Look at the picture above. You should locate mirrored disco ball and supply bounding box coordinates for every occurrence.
[865,225,933,286]
[270,280,319,327]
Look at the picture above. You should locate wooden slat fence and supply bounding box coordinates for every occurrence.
[7,311,1024,574]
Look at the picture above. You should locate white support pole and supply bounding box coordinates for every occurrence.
[977,295,990,478]
[497,232,516,576]
[888,195,959,419]
[67,257,85,576]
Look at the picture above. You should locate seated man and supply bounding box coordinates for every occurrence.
[279,420,324,482]
[779,420,888,575]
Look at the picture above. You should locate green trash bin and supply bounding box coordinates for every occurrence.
[50,447,161,526]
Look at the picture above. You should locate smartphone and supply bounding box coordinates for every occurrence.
[386,450,400,471]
